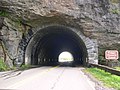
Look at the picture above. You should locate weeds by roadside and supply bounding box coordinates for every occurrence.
[114,67,120,71]
[20,64,31,70]
[85,68,120,90]
[0,59,9,71]
[0,58,31,72]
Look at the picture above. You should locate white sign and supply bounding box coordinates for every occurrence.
[105,50,119,60]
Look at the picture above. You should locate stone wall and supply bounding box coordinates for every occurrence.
[0,0,120,66]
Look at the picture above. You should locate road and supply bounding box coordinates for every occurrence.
[0,66,96,90]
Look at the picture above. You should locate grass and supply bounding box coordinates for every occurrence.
[0,59,9,71]
[0,57,31,71]
[114,67,120,71]
[20,64,31,70]
[85,68,120,90]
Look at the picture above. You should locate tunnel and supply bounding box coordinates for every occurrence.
[25,26,88,66]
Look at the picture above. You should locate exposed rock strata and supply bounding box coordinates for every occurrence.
[0,0,120,66]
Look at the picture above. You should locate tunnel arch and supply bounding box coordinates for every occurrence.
[24,25,98,66]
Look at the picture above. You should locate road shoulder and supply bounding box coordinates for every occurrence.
[82,68,115,90]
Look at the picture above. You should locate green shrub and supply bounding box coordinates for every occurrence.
[98,56,106,64]
[0,10,9,17]
[0,59,9,71]
[20,64,31,70]
[110,9,120,14]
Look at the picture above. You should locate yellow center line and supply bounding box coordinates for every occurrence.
[7,66,59,89]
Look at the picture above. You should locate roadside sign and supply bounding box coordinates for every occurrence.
[105,50,119,60]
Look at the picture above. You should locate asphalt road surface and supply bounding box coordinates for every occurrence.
[0,66,96,90]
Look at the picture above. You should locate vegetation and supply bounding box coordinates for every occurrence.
[110,9,120,14]
[98,55,106,65]
[110,0,119,3]
[0,57,31,71]
[0,58,9,71]
[20,64,31,70]
[0,10,9,17]
[85,68,120,90]
[114,67,120,71]
[109,0,120,14]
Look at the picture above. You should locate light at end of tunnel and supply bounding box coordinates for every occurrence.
[58,51,74,62]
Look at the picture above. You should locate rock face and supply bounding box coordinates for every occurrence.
[0,0,120,66]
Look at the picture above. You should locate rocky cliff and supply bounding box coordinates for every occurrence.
[0,0,120,66]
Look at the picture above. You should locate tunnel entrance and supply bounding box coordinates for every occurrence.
[24,25,98,67]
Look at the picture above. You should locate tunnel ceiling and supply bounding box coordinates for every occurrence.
[25,26,88,66]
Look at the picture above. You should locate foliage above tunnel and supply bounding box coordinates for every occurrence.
[110,0,119,3]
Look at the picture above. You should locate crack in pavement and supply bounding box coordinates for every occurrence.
[51,68,65,90]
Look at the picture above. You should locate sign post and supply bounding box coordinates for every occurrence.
[105,50,119,60]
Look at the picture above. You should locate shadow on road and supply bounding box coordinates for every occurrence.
[0,69,23,79]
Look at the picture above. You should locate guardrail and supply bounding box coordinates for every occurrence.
[90,63,120,76]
